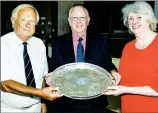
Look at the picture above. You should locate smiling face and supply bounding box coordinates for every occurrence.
[68,6,90,36]
[127,12,150,34]
[11,7,37,41]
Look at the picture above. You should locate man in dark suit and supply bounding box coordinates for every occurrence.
[47,4,121,113]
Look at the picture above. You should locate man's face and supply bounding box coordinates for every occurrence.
[11,7,37,40]
[68,6,90,35]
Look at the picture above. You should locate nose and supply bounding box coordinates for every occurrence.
[25,21,31,28]
[132,18,138,24]
[76,18,81,23]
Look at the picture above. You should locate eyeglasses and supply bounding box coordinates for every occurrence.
[70,17,87,21]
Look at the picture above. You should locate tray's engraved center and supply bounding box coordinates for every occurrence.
[76,77,88,85]
[51,63,113,99]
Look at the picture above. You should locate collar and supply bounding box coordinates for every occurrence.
[72,32,86,41]
[11,32,33,47]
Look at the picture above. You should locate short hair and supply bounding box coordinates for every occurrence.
[73,4,85,7]
[122,1,157,31]
[11,4,40,25]
[68,4,89,18]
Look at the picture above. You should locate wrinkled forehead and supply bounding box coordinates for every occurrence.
[70,6,88,17]
[17,7,36,17]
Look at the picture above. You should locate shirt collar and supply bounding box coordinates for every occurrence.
[72,32,86,41]
[11,32,33,47]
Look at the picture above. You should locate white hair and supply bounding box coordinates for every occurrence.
[68,5,89,18]
[11,4,40,24]
[122,1,157,32]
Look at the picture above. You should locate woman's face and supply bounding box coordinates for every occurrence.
[127,12,150,34]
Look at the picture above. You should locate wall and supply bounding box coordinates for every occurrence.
[58,1,83,36]
[48,1,83,57]
[155,1,158,18]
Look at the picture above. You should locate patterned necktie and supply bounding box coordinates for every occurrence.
[77,37,84,62]
[23,42,36,87]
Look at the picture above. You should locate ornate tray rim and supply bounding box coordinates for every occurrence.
[50,62,113,100]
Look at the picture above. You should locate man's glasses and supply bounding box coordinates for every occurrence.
[70,17,87,21]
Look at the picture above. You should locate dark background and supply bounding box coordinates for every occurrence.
[84,1,155,33]
[1,1,57,42]
[1,1,156,58]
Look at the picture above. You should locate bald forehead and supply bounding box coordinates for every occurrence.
[17,7,36,19]
[18,7,36,14]
[69,6,89,17]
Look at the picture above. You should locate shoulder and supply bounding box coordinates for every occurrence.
[125,39,135,47]
[30,36,46,48]
[87,32,105,38]
[123,39,135,52]
[1,32,15,48]
[155,33,158,42]
[1,32,17,56]
[57,32,72,40]
[58,32,72,38]
[87,32,107,44]
[31,36,44,43]
[87,33,106,42]
[1,32,14,42]
[52,32,72,44]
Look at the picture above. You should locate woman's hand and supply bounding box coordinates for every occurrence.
[102,85,127,96]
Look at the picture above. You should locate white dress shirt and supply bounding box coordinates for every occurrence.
[1,32,48,112]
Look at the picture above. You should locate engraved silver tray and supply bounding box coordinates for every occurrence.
[50,62,113,100]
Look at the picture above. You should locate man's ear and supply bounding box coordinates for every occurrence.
[87,17,90,25]
[68,17,71,26]
[10,17,15,25]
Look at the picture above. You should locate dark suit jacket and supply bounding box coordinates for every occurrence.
[49,32,116,72]
[48,32,117,112]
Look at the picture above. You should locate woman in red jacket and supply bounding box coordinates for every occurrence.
[103,1,158,112]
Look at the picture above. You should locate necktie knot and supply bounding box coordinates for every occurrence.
[22,42,27,48]
[78,37,83,42]
[22,42,27,45]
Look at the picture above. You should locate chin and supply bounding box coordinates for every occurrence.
[23,34,33,38]
[131,29,142,34]
[25,32,34,36]
[76,29,85,33]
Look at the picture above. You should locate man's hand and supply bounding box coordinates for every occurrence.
[41,103,47,113]
[40,86,63,101]
[44,73,53,86]
[42,73,63,101]
[110,70,121,85]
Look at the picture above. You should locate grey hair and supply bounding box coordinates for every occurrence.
[11,4,40,25]
[122,1,157,32]
[68,5,89,18]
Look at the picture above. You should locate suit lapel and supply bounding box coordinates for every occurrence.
[61,33,98,63]
[85,33,96,62]
[63,33,75,63]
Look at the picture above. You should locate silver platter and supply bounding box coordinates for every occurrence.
[50,62,113,100]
